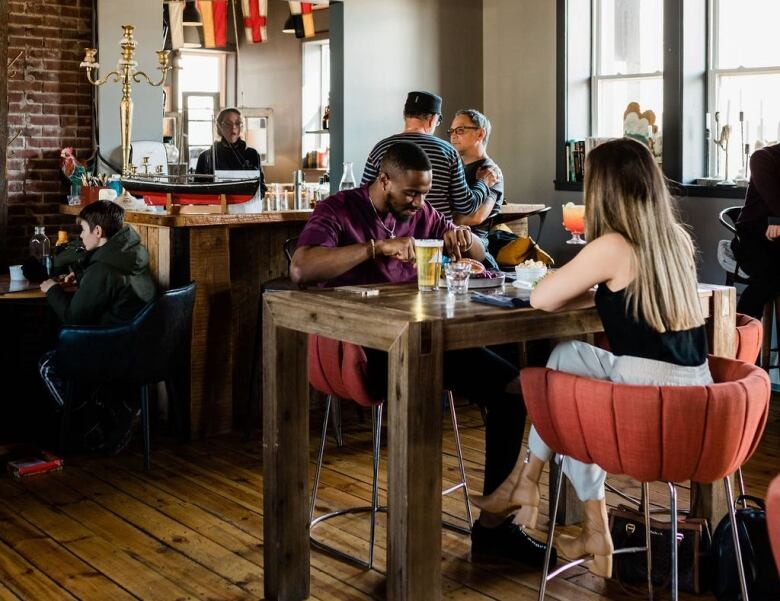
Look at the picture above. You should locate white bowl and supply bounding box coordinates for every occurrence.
[514,265,547,285]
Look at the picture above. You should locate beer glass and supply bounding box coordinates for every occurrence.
[414,239,443,291]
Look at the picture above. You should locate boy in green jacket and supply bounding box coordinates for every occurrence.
[41,201,156,324]
[38,201,157,452]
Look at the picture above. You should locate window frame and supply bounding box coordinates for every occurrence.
[707,0,780,177]
[556,0,746,198]
[590,0,664,138]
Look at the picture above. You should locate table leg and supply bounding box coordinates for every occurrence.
[262,302,309,601]
[387,321,443,600]
[692,286,736,525]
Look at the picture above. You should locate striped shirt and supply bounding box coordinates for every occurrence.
[360,132,490,219]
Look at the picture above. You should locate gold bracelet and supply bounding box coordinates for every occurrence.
[369,239,376,260]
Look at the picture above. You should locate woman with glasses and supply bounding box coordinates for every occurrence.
[448,109,504,245]
[195,107,268,197]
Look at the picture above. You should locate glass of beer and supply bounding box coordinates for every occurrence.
[414,239,444,291]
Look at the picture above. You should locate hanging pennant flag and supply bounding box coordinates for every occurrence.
[241,0,268,44]
[288,1,315,38]
[196,0,228,48]
[168,0,186,50]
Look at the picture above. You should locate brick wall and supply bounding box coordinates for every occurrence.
[6,0,93,263]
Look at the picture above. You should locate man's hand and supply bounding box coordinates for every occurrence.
[375,237,416,262]
[477,164,501,188]
[40,279,59,294]
[443,226,473,261]
[766,225,780,240]
[61,271,76,285]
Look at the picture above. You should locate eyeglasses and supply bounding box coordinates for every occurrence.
[447,126,480,136]
[434,114,443,126]
[221,120,243,129]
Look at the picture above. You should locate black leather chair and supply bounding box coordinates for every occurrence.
[53,282,196,469]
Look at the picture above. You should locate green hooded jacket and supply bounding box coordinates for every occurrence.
[46,226,157,325]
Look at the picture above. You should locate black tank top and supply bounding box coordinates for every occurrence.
[595,283,707,366]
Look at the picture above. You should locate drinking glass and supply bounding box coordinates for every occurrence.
[414,239,443,291]
[444,261,471,294]
[269,183,286,211]
[562,203,586,245]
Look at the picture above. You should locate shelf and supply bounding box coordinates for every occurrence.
[304,129,330,134]
[302,167,328,172]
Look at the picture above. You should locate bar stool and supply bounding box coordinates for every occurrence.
[307,334,474,569]
[520,354,771,601]
[768,475,780,573]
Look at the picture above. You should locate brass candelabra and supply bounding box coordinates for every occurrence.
[80,25,171,205]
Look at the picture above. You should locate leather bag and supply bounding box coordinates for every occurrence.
[710,495,780,601]
[609,505,711,595]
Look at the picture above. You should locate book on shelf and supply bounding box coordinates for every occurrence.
[564,137,618,183]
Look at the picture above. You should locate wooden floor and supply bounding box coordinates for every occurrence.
[0,397,777,601]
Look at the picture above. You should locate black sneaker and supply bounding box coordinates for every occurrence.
[471,517,557,569]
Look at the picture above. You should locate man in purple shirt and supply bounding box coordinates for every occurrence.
[292,142,555,569]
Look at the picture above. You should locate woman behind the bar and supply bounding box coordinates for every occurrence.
[471,138,712,577]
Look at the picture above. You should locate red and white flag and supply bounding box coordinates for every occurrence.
[197,0,228,48]
[241,0,268,44]
[288,1,319,38]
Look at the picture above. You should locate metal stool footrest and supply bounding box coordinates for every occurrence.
[310,506,389,569]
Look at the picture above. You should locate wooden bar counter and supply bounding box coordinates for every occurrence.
[61,205,310,438]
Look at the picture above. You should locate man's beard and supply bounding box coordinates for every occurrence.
[387,197,415,222]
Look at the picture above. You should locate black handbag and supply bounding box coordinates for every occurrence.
[710,495,780,601]
[609,505,711,595]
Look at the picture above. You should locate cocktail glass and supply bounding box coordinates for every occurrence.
[562,204,586,245]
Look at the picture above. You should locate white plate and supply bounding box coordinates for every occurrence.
[439,272,506,289]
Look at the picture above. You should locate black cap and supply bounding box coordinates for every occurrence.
[404,91,442,116]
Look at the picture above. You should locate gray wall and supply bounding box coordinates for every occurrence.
[482,0,738,284]
[98,0,164,170]
[331,0,484,185]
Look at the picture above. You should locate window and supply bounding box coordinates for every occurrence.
[709,0,780,180]
[301,39,330,169]
[177,51,226,170]
[592,0,664,138]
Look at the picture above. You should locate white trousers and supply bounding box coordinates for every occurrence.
[527,340,713,501]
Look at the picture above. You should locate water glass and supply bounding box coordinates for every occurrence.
[444,261,471,294]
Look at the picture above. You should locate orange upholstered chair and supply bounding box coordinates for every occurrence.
[735,312,763,363]
[307,334,473,569]
[521,355,771,601]
[769,475,780,573]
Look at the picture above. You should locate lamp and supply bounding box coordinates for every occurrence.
[282,14,296,34]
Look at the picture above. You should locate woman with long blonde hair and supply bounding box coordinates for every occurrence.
[472,138,711,577]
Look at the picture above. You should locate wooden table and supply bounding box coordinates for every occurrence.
[0,276,45,300]
[262,282,735,600]
[61,205,311,438]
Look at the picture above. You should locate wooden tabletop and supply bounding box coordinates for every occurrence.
[0,276,46,300]
[59,204,313,228]
[59,202,545,229]
[261,281,736,600]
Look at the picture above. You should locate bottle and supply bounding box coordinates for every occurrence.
[54,230,69,255]
[339,162,356,191]
[293,170,304,210]
[322,104,330,131]
[30,226,52,274]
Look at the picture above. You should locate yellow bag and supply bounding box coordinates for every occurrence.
[496,236,554,268]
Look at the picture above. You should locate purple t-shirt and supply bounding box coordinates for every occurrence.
[297,185,455,287]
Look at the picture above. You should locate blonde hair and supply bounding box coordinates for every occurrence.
[584,138,703,333]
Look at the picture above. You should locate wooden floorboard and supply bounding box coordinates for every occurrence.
[0,399,777,600]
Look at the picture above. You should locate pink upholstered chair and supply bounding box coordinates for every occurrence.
[307,334,473,569]
[521,355,771,601]
[769,475,780,573]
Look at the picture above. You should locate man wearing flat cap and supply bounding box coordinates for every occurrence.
[361,91,497,221]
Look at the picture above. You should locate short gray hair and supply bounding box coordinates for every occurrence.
[455,109,491,146]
